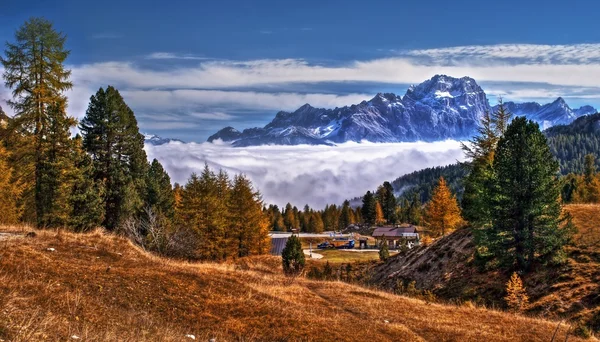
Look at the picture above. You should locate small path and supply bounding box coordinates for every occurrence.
[303,249,323,259]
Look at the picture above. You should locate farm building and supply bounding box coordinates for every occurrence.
[372,225,420,249]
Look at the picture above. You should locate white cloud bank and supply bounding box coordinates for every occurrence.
[145,140,465,209]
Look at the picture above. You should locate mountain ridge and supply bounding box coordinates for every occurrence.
[208,75,596,147]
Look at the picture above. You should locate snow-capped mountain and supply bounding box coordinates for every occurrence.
[208,75,597,146]
[494,98,597,129]
[143,133,185,146]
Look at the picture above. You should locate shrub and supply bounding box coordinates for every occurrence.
[281,235,305,276]
[504,272,529,311]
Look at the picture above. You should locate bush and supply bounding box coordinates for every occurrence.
[282,235,305,276]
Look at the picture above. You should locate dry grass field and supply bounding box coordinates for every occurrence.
[0,226,589,341]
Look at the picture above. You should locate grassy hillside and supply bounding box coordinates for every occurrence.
[0,226,584,341]
[370,204,600,334]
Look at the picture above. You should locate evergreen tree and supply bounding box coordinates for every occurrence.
[425,177,462,237]
[339,200,352,230]
[281,234,305,276]
[146,159,175,219]
[376,182,397,223]
[80,86,148,230]
[361,191,376,225]
[283,203,295,230]
[2,18,74,226]
[68,136,105,231]
[379,240,390,261]
[487,117,574,271]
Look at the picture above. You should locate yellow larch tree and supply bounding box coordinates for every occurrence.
[425,177,462,237]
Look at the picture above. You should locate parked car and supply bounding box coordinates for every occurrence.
[317,241,334,249]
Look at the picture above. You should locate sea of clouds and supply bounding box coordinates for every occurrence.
[145,140,465,209]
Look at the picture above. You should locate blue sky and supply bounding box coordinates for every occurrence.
[2,0,600,142]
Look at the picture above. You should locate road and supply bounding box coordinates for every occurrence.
[303,249,323,259]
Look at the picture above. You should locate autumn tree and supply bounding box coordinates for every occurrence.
[504,272,529,311]
[339,200,353,230]
[375,201,385,226]
[0,144,21,224]
[228,174,270,257]
[425,177,462,237]
[2,18,74,226]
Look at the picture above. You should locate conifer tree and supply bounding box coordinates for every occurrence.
[376,182,397,223]
[339,200,352,230]
[379,240,390,261]
[68,136,105,231]
[146,159,175,219]
[2,18,74,226]
[283,203,295,230]
[361,191,376,225]
[228,174,270,257]
[375,201,385,226]
[488,117,574,271]
[504,272,529,311]
[80,86,148,230]
[308,212,325,233]
[281,234,305,276]
[425,177,462,237]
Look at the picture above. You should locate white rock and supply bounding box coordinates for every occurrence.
[71,336,80,340]
[46,248,56,252]
[185,335,196,340]
[383,320,390,324]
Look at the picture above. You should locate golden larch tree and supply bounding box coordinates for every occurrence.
[0,145,21,224]
[425,177,462,237]
[504,272,529,311]
[375,201,386,226]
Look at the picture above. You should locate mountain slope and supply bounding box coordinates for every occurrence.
[143,133,185,146]
[369,204,600,332]
[0,226,583,342]
[208,75,596,147]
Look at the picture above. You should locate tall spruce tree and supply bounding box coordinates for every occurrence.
[361,191,376,225]
[376,182,397,224]
[339,200,352,230]
[2,18,74,226]
[146,159,175,219]
[80,86,148,230]
[487,117,574,271]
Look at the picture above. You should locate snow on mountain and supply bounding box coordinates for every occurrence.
[143,133,185,146]
[208,75,597,147]
[494,98,597,129]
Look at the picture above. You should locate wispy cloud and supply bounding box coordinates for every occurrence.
[145,52,211,60]
[145,140,465,208]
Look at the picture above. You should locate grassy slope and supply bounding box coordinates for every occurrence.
[0,227,583,342]
[370,204,600,330]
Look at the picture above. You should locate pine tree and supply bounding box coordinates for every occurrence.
[68,136,105,231]
[379,240,390,261]
[504,272,529,311]
[425,177,462,237]
[283,203,295,231]
[146,159,175,219]
[489,117,574,271]
[281,234,305,276]
[583,154,600,202]
[339,200,352,230]
[376,182,397,224]
[361,191,376,225]
[80,86,148,230]
[2,18,74,226]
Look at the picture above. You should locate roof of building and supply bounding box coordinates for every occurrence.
[372,225,418,237]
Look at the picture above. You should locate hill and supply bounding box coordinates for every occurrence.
[0,226,584,341]
[545,113,600,174]
[369,204,600,332]
[208,75,595,147]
